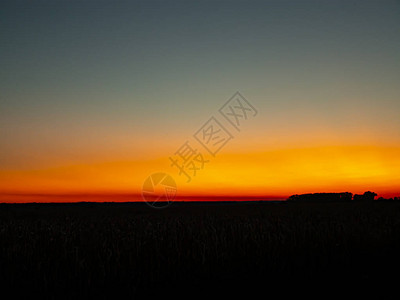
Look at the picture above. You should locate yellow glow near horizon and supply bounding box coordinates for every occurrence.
[0,145,399,202]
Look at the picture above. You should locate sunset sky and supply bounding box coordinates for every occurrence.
[1,0,399,202]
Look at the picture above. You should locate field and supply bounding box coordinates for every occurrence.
[1,201,400,298]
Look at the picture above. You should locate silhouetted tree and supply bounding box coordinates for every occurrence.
[353,191,377,202]
[339,192,353,201]
[287,194,300,201]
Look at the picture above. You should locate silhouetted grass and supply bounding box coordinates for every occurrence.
[0,202,399,298]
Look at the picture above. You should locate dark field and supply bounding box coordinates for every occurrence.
[1,201,400,299]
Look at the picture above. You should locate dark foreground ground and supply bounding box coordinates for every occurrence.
[1,201,400,299]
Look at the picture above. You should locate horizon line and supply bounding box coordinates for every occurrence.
[0,191,398,204]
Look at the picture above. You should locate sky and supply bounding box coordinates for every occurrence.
[1,0,399,202]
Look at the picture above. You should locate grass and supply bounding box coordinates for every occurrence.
[1,201,400,298]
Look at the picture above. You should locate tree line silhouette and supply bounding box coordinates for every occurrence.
[287,191,400,202]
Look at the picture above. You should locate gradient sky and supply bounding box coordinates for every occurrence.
[1,0,399,202]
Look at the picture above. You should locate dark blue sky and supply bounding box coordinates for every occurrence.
[1,0,399,169]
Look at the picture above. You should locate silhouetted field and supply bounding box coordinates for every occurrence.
[1,201,399,299]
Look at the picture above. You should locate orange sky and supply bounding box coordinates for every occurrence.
[1,145,399,202]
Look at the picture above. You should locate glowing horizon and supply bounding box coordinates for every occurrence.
[1,144,399,203]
